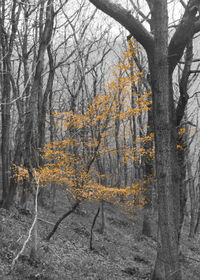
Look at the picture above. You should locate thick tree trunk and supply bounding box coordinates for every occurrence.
[150,1,181,279]
[24,0,54,175]
[151,84,181,279]
[1,72,11,205]
[38,45,55,161]
[142,96,154,237]
[0,1,11,206]
[0,0,21,208]
[3,78,24,209]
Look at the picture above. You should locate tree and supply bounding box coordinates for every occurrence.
[0,0,55,209]
[0,0,118,209]
[23,0,54,185]
[0,0,22,207]
[15,42,151,240]
[87,0,200,279]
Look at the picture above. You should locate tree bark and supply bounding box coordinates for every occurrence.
[188,160,196,238]
[38,45,55,161]
[150,1,181,278]
[24,0,54,171]
[0,0,22,208]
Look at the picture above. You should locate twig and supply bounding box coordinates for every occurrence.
[38,218,54,225]
[129,0,150,24]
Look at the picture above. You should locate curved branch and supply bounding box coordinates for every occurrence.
[176,40,193,126]
[45,201,79,241]
[168,0,200,74]
[88,0,154,55]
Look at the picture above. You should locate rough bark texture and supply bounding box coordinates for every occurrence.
[176,41,193,238]
[24,0,54,171]
[150,1,181,278]
[0,0,22,208]
[38,45,55,163]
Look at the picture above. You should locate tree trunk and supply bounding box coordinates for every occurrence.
[49,80,57,213]
[0,0,11,205]
[142,92,154,237]
[0,0,21,208]
[1,68,11,205]
[151,1,181,279]
[188,161,196,238]
[90,206,100,250]
[24,0,54,170]
[38,45,55,161]
[3,77,24,208]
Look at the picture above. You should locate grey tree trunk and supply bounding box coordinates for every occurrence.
[24,0,54,170]
[150,1,181,278]
[0,0,22,208]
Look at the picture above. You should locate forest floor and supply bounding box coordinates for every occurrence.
[0,188,200,280]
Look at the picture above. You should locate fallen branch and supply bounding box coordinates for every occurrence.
[38,218,55,225]
[45,201,80,241]
[11,170,40,271]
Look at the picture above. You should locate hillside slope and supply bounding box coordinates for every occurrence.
[0,189,200,280]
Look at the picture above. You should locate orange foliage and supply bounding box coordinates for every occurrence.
[16,39,154,212]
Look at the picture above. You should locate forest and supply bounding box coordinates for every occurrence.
[0,0,200,279]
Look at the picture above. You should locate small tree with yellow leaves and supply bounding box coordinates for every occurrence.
[16,39,153,241]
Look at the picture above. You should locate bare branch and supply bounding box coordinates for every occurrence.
[168,0,200,74]
[88,0,154,55]
[190,69,200,73]
[176,40,193,126]
[179,0,187,9]
[129,0,151,24]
